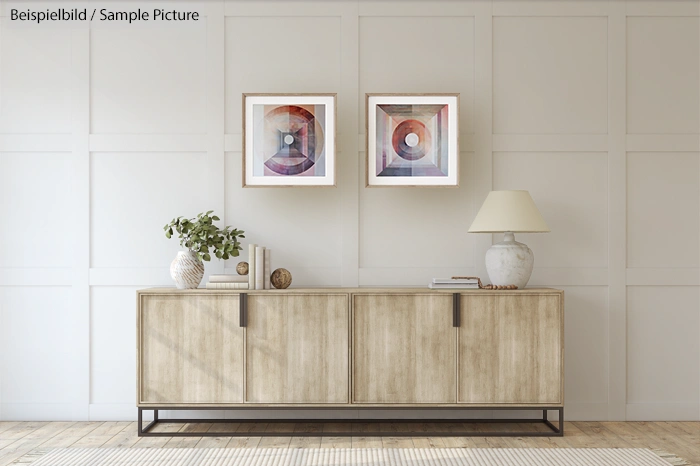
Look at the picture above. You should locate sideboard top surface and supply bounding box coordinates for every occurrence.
[137,287,563,295]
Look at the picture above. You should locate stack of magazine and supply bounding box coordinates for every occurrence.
[205,274,249,290]
[428,277,479,289]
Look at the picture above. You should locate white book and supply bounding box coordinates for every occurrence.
[432,278,479,284]
[206,282,249,289]
[248,244,257,290]
[264,249,271,290]
[428,283,480,289]
[209,274,248,283]
[255,246,265,290]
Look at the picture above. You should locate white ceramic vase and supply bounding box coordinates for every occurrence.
[170,250,204,289]
[484,232,534,289]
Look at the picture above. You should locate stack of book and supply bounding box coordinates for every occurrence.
[205,274,249,289]
[428,278,480,289]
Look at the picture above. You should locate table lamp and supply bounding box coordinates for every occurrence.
[468,190,550,289]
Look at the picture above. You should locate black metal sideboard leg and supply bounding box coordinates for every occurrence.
[542,407,564,436]
[138,408,159,437]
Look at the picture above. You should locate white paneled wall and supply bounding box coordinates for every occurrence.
[0,0,698,422]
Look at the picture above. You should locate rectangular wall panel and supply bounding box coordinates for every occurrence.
[0,153,74,268]
[627,286,700,420]
[224,16,342,134]
[359,16,475,133]
[560,286,609,406]
[493,16,608,134]
[90,24,207,134]
[627,17,700,134]
[223,152,343,275]
[90,287,140,405]
[627,152,700,268]
[0,287,76,410]
[90,152,211,268]
[0,28,72,134]
[493,152,609,268]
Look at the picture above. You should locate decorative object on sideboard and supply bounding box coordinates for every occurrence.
[164,211,244,289]
[468,190,549,289]
[451,276,518,290]
[248,244,256,289]
[205,274,249,290]
[243,93,336,187]
[236,261,249,275]
[428,277,480,289]
[270,268,292,289]
[255,246,265,290]
[264,249,271,290]
[366,93,459,187]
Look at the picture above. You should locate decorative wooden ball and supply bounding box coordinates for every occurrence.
[270,268,292,289]
[236,262,249,275]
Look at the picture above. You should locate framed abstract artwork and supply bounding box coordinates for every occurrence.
[366,93,459,187]
[243,94,336,187]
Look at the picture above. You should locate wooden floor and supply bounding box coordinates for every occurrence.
[0,421,698,465]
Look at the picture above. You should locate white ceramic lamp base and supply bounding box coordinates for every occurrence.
[485,232,534,289]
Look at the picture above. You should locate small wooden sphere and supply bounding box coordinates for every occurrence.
[236,261,249,275]
[270,268,292,289]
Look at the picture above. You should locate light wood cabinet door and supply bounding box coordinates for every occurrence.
[245,294,349,403]
[353,294,456,404]
[138,294,243,405]
[458,294,563,404]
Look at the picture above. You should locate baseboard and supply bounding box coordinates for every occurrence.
[626,402,700,421]
[0,403,74,421]
[16,402,695,422]
[95,407,566,422]
[89,403,141,421]
[565,402,609,421]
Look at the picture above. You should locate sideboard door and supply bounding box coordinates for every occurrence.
[245,294,350,404]
[352,294,456,404]
[458,293,563,404]
[138,294,243,405]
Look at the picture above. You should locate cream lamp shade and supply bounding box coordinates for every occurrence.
[468,190,550,233]
[469,190,549,289]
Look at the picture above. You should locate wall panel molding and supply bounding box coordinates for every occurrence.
[0,269,73,286]
[70,26,91,421]
[626,0,700,17]
[607,0,628,421]
[0,135,72,152]
[627,268,700,286]
[492,134,608,152]
[89,134,207,152]
[626,134,700,152]
[493,0,612,17]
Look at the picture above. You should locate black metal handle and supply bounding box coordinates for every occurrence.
[240,293,247,327]
[453,293,460,327]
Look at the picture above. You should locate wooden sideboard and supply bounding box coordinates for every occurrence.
[136,288,564,437]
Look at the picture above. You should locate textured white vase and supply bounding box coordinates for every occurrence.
[170,251,204,289]
[485,232,534,289]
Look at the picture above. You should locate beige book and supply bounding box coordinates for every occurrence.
[255,246,265,290]
[248,244,256,290]
[264,249,271,289]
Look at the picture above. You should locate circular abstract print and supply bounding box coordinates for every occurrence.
[391,119,432,161]
[259,105,325,176]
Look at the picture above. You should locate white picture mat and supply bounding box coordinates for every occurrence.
[367,94,459,186]
[244,94,336,186]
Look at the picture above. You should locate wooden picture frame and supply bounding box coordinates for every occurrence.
[243,93,337,187]
[365,93,460,187]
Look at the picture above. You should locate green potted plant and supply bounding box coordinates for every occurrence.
[164,211,245,289]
